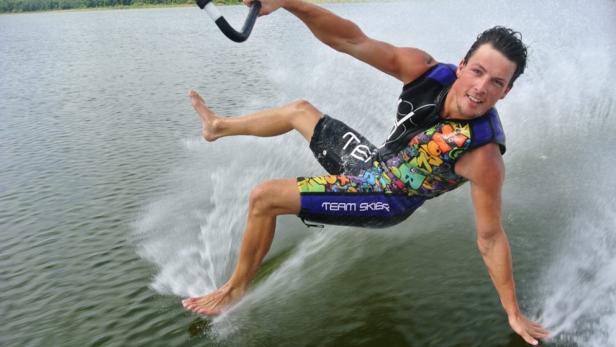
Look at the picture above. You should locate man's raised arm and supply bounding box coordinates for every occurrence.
[245,0,435,84]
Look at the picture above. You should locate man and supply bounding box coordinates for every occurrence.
[182,0,549,344]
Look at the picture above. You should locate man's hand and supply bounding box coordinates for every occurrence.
[508,312,549,345]
[243,0,285,16]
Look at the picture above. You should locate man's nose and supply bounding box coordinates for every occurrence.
[474,77,490,94]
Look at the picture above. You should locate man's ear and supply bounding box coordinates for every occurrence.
[500,85,512,99]
[456,59,466,78]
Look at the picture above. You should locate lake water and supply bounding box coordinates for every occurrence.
[1,1,615,346]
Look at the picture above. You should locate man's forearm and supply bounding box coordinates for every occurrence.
[478,230,521,316]
[282,0,365,51]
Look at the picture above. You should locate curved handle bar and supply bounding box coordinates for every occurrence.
[196,0,261,43]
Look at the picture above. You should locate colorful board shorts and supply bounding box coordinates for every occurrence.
[297,115,425,228]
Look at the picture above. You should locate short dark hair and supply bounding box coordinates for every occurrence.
[463,26,528,87]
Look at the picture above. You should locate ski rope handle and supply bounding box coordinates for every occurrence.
[196,0,261,43]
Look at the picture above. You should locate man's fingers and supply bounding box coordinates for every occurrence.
[522,333,539,346]
[530,328,549,339]
[510,314,549,345]
[529,322,549,337]
[525,324,548,344]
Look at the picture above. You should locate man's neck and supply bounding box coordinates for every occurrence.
[440,88,458,120]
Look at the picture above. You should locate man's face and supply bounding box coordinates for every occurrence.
[449,44,516,119]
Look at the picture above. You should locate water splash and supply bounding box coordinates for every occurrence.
[539,201,616,347]
[207,231,340,341]
[134,137,268,297]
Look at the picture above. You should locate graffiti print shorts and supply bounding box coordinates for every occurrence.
[297,115,425,228]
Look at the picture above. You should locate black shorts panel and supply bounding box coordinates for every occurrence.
[309,115,378,176]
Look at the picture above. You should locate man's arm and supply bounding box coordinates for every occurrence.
[246,0,435,83]
[456,144,548,345]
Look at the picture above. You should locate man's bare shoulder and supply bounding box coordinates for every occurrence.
[393,47,438,84]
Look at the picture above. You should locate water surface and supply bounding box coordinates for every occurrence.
[1,1,615,346]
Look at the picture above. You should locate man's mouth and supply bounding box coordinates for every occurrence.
[467,94,483,104]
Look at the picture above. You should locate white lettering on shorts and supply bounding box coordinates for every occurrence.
[320,202,390,213]
[342,132,360,150]
[342,132,373,163]
[360,202,390,212]
[321,202,357,212]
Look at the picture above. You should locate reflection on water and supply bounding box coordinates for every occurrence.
[1,1,615,346]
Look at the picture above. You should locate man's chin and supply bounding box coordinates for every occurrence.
[463,104,490,119]
[457,110,484,120]
[456,103,487,120]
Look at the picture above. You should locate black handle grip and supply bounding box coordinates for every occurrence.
[197,0,261,43]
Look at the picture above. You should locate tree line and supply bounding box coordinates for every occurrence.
[0,0,241,13]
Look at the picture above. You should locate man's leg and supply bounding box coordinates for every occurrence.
[182,178,301,315]
[189,90,321,142]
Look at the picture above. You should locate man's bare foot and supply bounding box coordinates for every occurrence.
[188,89,224,142]
[182,283,245,316]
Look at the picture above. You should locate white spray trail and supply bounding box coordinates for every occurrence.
[538,200,616,346]
[134,137,285,297]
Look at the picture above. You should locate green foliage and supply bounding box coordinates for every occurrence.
[0,0,241,13]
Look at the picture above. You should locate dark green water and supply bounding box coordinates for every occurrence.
[1,1,615,346]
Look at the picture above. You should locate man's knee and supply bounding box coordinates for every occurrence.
[287,99,321,141]
[249,179,300,216]
[290,99,320,119]
[249,182,276,215]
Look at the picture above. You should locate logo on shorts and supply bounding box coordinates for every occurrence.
[360,202,390,212]
[321,201,390,212]
[342,132,373,162]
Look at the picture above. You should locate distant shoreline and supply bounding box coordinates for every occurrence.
[0,3,195,15]
[0,0,367,15]
[1,3,193,15]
